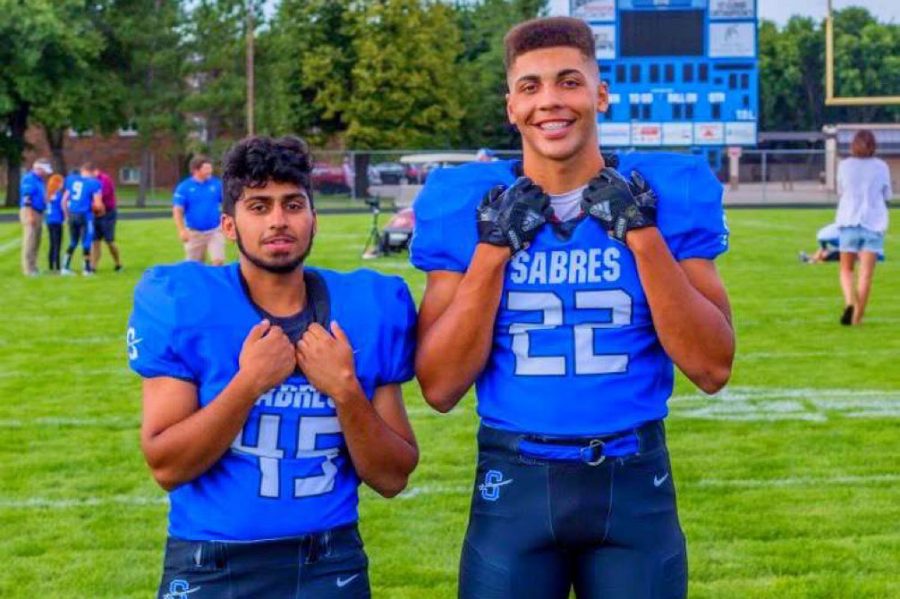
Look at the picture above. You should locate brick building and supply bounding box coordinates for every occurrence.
[2,125,185,203]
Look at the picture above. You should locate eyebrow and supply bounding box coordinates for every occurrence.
[514,68,585,86]
[243,191,308,202]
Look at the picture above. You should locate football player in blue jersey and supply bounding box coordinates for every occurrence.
[61,163,102,275]
[128,135,418,598]
[411,17,735,599]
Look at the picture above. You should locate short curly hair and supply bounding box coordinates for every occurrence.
[222,135,313,215]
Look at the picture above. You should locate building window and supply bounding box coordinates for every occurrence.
[120,167,141,185]
[118,122,138,137]
[68,128,94,138]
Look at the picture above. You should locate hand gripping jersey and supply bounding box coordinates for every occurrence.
[127,262,416,541]
[411,154,728,436]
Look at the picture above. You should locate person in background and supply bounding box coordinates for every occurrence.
[90,167,123,272]
[45,173,66,273]
[19,158,53,276]
[62,163,102,276]
[835,130,892,325]
[172,155,225,265]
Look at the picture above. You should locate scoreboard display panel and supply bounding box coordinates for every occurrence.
[554,0,758,147]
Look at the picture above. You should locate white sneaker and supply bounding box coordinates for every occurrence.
[60,268,74,276]
[82,270,95,277]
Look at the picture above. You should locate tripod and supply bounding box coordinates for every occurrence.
[361,200,383,259]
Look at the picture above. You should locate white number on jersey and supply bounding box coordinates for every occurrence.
[231,414,341,499]
[71,181,84,202]
[507,290,632,376]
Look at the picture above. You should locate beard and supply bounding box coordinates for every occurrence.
[235,228,313,274]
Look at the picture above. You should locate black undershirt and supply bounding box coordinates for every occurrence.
[238,269,331,343]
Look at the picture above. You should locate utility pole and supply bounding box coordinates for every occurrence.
[246,0,255,135]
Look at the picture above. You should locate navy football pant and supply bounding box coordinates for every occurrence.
[158,525,369,599]
[459,422,687,599]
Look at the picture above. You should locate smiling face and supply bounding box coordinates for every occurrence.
[506,46,608,167]
[222,179,316,275]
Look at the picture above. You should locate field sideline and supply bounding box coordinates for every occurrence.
[0,208,898,598]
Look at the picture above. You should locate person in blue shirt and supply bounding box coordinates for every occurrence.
[128,135,418,598]
[412,17,734,598]
[172,155,226,265]
[44,174,66,273]
[19,158,53,276]
[61,163,102,275]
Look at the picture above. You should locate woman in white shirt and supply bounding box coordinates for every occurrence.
[836,129,892,325]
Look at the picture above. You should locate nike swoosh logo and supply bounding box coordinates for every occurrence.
[336,574,360,588]
[653,473,669,487]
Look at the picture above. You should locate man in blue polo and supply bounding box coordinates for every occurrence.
[173,155,225,265]
[19,158,53,276]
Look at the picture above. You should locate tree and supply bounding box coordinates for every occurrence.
[343,0,464,149]
[758,10,899,132]
[454,0,545,149]
[0,0,103,206]
[258,0,355,144]
[182,0,253,157]
[109,0,188,205]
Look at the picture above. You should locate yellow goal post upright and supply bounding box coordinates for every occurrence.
[825,0,900,106]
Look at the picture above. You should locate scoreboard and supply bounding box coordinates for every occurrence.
[551,0,758,148]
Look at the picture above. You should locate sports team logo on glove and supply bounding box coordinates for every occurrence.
[581,167,657,244]
[476,177,552,254]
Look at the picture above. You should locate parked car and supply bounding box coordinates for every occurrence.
[368,162,407,185]
[312,163,350,194]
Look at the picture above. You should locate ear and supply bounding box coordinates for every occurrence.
[597,80,610,114]
[221,212,237,241]
[506,91,516,126]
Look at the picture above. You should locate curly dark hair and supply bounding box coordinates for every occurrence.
[222,135,313,215]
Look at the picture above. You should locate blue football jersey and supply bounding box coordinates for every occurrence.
[127,262,416,541]
[410,153,728,436]
[65,174,101,214]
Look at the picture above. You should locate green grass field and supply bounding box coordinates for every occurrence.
[0,209,898,598]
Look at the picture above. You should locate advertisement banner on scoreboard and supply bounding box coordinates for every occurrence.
[591,24,616,59]
[709,22,756,58]
[710,0,755,19]
[598,122,631,147]
[725,122,757,145]
[694,123,725,145]
[631,123,662,146]
[663,123,694,146]
[571,0,615,21]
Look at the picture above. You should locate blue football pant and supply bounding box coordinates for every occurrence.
[459,422,687,599]
[157,525,370,599]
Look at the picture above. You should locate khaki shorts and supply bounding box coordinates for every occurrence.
[184,228,225,263]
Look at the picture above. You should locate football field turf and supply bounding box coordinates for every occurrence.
[0,208,897,598]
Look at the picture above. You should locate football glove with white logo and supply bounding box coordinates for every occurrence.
[477,177,552,254]
[581,168,657,244]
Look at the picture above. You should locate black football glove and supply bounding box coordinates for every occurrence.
[477,177,551,254]
[581,168,657,244]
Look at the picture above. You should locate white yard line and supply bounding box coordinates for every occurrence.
[0,237,21,254]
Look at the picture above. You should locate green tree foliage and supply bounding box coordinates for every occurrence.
[182,0,253,156]
[0,0,104,205]
[258,0,354,144]
[454,0,545,149]
[108,0,188,204]
[759,9,899,131]
[343,0,464,149]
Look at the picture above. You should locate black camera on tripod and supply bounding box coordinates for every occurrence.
[364,196,381,210]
